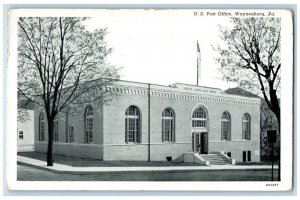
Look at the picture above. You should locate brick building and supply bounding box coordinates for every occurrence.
[34,80,261,163]
[33,43,261,164]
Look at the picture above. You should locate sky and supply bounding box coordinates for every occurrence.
[83,10,237,90]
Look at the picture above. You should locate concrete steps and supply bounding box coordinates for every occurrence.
[199,154,231,165]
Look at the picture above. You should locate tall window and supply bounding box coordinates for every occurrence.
[125,106,141,143]
[85,106,94,143]
[39,112,45,141]
[242,113,251,140]
[221,112,231,141]
[192,107,207,128]
[53,118,58,142]
[162,108,175,142]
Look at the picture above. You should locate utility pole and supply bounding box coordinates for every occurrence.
[148,83,151,162]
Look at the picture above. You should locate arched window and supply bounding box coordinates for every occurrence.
[125,106,141,143]
[221,112,231,141]
[242,113,251,140]
[53,117,59,142]
[85,106,94,144]
[162,108,175,142]
[192,107,207,128]
[39,112,45,141]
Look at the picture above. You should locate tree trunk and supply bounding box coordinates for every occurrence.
[47,119,54,166]
[269,87,280,181]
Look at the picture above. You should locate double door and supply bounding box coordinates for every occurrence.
[192,132,208,154]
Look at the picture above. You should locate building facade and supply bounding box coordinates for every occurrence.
[17,110,35,152]
[34,80,261,163]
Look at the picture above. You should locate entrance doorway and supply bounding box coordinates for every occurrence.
[192,132,208,154]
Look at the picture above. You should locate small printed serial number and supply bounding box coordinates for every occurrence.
[266,184,279,186]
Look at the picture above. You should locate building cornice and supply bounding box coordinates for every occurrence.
[101,84,261,107]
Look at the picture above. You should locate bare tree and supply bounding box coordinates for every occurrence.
[215,18,281,180]
[18,17,120,166]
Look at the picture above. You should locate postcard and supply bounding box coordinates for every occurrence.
[6,8,293,191]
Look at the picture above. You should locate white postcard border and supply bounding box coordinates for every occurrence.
[5,9,294,191]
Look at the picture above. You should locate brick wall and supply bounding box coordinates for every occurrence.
[210,141,260,162]
[34,102,104,160]
[35,141,103,160]
[102,88,261,162]
[33,81,261,162]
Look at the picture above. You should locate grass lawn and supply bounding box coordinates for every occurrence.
[18,151,201,167]
[18,152,279,181]
[18,151,276,167]
[18,165,278,181]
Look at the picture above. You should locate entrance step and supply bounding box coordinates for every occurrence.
[199,154,231,165]
[173,153,234,166]
[172,152,209,165]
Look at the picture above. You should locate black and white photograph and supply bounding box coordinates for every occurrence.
[5,8,293,191]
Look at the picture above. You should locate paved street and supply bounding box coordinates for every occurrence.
[18,164,278,181]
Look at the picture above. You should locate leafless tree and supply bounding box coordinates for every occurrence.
[18,17,120,166]
[215,17,281,180]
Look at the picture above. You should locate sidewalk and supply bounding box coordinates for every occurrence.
[17,155,278,175]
